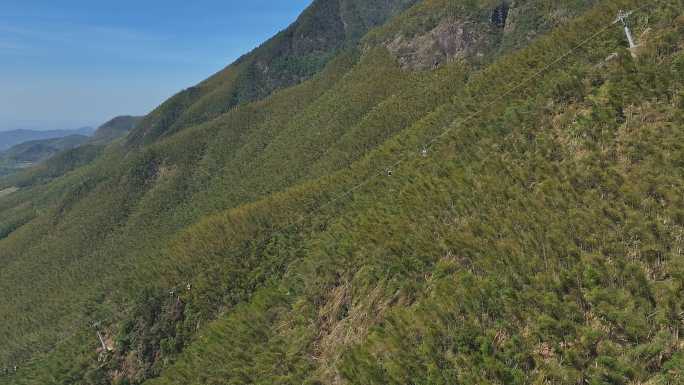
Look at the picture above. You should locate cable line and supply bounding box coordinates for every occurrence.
[2,1,654,373]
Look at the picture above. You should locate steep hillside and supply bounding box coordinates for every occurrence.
[126,0,420,146]
[90,116,143,145]
[0,0,682,384]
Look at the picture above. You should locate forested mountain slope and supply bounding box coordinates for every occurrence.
[89,116,143,145]
[126,0,420,146]
[1,0,683,384]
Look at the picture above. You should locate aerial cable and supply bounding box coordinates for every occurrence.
[4,1,655,372]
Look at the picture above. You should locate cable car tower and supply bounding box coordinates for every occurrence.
[614,10,638,50]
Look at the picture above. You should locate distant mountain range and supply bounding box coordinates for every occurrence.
[0,127,94,151]
[0,135,90,177]
[0,116,140,177]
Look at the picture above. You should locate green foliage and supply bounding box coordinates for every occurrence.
[0,144,105,188]
[127,0,418,147]
[90,116,143,145]
[1,0,683,384]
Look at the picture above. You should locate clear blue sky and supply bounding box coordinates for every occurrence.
[0,0,312,131]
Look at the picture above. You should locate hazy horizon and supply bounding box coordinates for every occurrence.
[1,0,312,131]
[0,118,96,132]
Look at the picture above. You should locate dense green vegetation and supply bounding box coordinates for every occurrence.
[127,0,420,147]
[89,116,143,145]
[1,0,682,384]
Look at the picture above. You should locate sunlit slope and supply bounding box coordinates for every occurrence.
[0,0,682,384]
[0,0,514,368]
[144,2,684,383]
[127,0,419,146]
[89,116,142,145]
[0,11,465,372]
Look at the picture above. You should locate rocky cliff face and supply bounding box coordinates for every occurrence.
[3,1,680,384]
[127,0,420,146]
[385,18,492,70]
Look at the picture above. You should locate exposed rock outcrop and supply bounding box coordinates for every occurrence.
[385,19,489,70]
